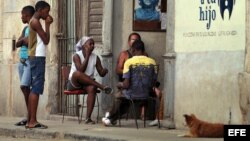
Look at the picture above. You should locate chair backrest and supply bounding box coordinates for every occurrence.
[61,66,71,89]
[127,64,158,99]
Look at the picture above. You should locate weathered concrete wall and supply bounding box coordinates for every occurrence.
[175,51,244,128]
[0,0,3,63]
[245,0,250,72]
[238,72,250,124]
[237,0,250,124]
[0,0,59,119]
[172,0,246,129]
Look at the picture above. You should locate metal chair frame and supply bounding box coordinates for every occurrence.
[118,64,161,129]
[61,66,99,123]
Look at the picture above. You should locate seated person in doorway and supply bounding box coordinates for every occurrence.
[116,32,148,82]
[67,36,113,124]
[102,39,157,126]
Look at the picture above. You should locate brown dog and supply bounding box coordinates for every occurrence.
[181,114,224,138]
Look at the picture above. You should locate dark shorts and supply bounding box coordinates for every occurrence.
[66,78,94,91]
[66,80,82,90]
[29,57,46,95]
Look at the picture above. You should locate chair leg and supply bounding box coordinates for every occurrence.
[118,103,121,127]
[96,95,99,123]
[80,95,85,123]
[144,103,146,128]
[126,109,129,120]
[130,100,138,129]
[62,95,67,123]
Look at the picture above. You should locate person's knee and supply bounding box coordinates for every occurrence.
[72,71,81,78]
[86,85,97,94]
[20,85,29,91]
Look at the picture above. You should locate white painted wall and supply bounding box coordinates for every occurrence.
[174,0,246,128]
[0,0,58,119]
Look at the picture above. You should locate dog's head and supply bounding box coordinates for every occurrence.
[183,114,196,127]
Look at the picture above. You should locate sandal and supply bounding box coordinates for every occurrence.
[84,118,95,124]
[15,119,27,126]
[104,86,113,95]
[25,122,48,129]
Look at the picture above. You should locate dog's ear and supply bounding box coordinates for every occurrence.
[183,114,191,121]
[191,113,196,118]
[183,114,192,125]
[183,114,188,118]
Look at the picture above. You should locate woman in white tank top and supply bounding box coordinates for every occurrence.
[67,36,113,124]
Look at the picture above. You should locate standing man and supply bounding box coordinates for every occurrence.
[26,1,53,129]
[15,5,35,126]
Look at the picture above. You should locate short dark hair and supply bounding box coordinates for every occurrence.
[22,6,35,16]
[35,1,50,11]
[128,32,141,41]
[131,39,145,52]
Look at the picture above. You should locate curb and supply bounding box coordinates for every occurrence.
[0,128,125,141]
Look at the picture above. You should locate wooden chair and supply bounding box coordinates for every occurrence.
[118,64,160,129]
[61,66,100,123]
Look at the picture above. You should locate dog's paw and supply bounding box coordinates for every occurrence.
[178,134,192,137]
[177,134,185,137]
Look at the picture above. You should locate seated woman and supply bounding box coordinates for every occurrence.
[67,36,113,124]
[102,40,157,126]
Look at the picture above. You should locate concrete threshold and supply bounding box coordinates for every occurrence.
[0,116,223,141]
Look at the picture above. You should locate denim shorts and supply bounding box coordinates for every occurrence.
[18,59,31,87]
[29,57,46,95]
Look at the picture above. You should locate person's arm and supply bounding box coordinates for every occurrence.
[153,87,162,98]
[117,78,130,89]
[30,15,53,45]
[16,27,27,48]
[117,59,131,89]
[96,56,108,77]
[73,54,89,73]
[116,51,128,75]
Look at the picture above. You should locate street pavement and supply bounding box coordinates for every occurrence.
[0,116,224,141]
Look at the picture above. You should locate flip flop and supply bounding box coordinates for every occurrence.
[84,118,95,124]
[15,119,27,126]
[26,123,48,129]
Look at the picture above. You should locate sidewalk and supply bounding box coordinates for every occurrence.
[0,116,223,141]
